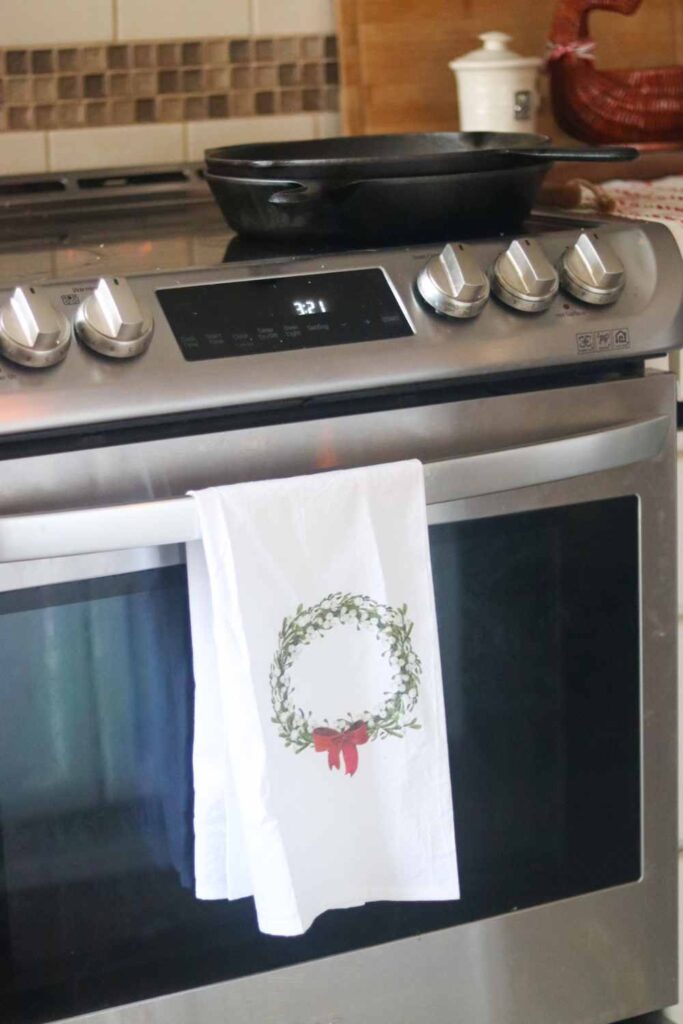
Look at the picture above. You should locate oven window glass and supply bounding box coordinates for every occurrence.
[0,496,640,1023]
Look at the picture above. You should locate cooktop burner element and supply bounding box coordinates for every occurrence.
[0,162,680,438]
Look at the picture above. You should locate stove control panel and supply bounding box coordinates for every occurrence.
[0,220,678,439]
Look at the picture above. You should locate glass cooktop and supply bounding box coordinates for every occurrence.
[0,162,601,288]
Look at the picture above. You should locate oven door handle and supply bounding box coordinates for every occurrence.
[424,413,669,505]
[0,414,668,563]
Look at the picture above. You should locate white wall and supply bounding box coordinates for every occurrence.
[1,0,335,47]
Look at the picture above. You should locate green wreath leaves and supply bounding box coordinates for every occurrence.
[269,592,422,754]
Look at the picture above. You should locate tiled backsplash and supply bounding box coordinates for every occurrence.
[0,36,338,131]
[0,0,339,173]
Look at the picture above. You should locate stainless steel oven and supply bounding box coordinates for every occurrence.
[0,171,679,1024]
[0,370,676,1024]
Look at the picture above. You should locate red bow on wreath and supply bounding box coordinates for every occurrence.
[312,721,369,777]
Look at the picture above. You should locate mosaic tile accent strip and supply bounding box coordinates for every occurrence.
[0,35,339,131]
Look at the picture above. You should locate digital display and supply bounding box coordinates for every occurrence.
[293,299,328,315]
[156,268,413,362]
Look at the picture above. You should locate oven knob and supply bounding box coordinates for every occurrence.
[75,276,153,358]
[560,230,625,305]
[417,242,490,318]
[0,285,71,368]
[492,238,559,313]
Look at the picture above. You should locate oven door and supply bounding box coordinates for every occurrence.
[0,373,677,1024]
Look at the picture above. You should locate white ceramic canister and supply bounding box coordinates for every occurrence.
[449,32,542,133]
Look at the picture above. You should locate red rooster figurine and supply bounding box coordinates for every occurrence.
[547,0,683,143]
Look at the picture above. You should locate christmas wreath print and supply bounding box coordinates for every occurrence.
[269,592,422,776]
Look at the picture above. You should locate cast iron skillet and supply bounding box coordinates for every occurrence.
[204,132,637,242]
[206,164,551,242]
[205,131,637,181]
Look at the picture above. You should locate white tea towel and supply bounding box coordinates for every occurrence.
[187,460,459,935]
[186,540,251,900]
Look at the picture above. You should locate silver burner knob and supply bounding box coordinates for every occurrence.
[492,238,559,313]
[76,276,153,358]
[0,285,71,368]
[417,242,490,318]
[560,230,625,305]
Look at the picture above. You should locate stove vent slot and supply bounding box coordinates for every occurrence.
[0,178,67,197]
[77,170,191,190]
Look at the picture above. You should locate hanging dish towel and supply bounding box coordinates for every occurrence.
[187,460,459,936]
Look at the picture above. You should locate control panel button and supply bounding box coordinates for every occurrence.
[75,276,153,359]
[0,285,71,368]
[560,230,625,305]
[492,238,559,313]
[417,243,490,318]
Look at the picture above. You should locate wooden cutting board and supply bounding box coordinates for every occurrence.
[335,0,683,138]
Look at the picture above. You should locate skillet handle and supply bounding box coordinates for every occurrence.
[512,145,638,163]
[269,180,356,205]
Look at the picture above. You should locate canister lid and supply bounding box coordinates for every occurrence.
[449,31,542,71]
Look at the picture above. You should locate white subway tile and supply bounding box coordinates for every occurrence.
[47,124,183,171]
[315,112,342,138]
[251,0,335,35]
[1,0,113,46]
[186,115,318,160]
[116,0,249,40]
[0,132,47,175]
